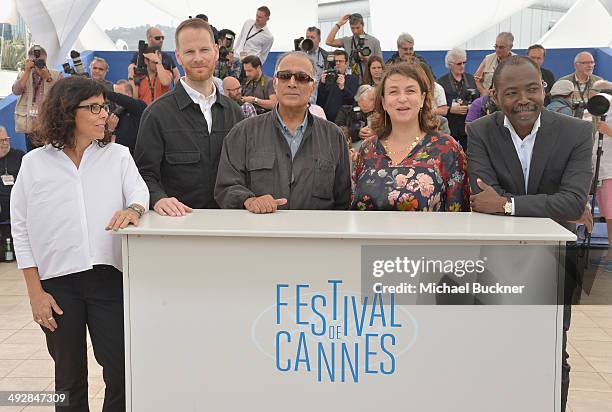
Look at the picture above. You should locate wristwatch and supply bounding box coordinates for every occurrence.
[503,198,513,215]
[254,97,259,104]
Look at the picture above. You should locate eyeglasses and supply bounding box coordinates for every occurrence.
[153,36,165,41]
[576,61,595,65]
[76,103,110,114]
[494,44,507,49]
[452,61,467,66]
[0,138,10,144]
[275,70,314,83]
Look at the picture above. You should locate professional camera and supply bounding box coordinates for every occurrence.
[135,40,149,78]
[324,54,338,86]
[350,34,371,64]
[31,45,46,69]
[218,29,235,61]
[63,50,87,76]
[571,100,588,119]
[112,106,126,117]
[293,37,314,53]
[587,91,612,117]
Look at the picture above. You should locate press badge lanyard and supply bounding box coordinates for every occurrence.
[1,157,14,186]
[244,25,264,45]
[573,75,590,103]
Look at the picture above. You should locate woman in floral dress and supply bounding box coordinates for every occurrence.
[351,63,470,212]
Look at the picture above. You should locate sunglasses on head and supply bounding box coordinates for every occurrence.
[275,70,314,83]
[153,36,164,41]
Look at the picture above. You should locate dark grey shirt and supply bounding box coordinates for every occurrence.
[215,107,351,210]
[135,81,244,209]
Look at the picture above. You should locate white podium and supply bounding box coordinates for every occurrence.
[121,210,574,412]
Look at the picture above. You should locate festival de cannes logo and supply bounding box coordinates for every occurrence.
[251,279,419,383]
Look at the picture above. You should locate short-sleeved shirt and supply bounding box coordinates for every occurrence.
[130,51,176,72]
[558,72,603,104]
[138,74,170,105]
[241,75,275,114]
[339,34,383,83]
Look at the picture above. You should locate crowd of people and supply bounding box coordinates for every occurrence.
[2,6,611,412]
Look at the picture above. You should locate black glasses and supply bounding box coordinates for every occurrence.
[76,103,109,114]
[275,70,314,83]
[453,61,467,66]
[153,36,165,41]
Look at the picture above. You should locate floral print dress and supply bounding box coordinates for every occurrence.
[351,133,470,212]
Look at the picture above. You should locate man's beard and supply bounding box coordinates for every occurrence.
[185,66,211,82]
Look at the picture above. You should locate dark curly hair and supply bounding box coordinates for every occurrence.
[32,76,111,149]
[371,62,439,139]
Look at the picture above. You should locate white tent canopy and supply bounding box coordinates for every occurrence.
[369,0,537,50]
[538,0,612,48]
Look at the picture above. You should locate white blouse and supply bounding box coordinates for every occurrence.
[10,142,149,280]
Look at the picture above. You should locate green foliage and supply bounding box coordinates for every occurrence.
[1,38,26,71]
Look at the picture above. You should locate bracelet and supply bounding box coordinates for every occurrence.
[335,23,341,29]
[127,204,144,218]
[128,77,134,80]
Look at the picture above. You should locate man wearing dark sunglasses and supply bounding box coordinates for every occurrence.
[215,51,351,213]
[128,26,180,84]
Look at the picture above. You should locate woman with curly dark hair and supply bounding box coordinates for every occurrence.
[10,76,149,411]
[351,62,469,212]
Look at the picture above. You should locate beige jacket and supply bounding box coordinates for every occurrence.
[14,69,62,133]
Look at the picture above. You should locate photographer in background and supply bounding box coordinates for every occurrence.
[559,51,602,118]
[241,55,276,114]
[130,45,172,105]
[223,76,257,118]
[335,84,375,149]
[12,45,62,151]
[438,48,479,149]
[214,29,241,79]
[325,13,382,84]
[317,50,358,124]
[89,57,114,92]
[127,26,180,84]
[0,126,24,225]
[546,80,575,117]
[105,80,147,155]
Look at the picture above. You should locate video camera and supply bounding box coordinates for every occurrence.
[31,45,46,69]
[350,34,371,64]
[293,37,314,53]
[62,50,87,76]
[324,54,338,86]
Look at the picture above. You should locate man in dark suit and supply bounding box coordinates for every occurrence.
[467,56,593,412]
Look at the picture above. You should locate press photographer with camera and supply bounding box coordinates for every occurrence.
[295,27,328,104]
[129,45,172,105]
[105,80,147,155]
[12,45,62,151]
[559,51,602,118]
[325,13,382,84]
[241,55,276,114]
[214,29,241,80]
[438,48,479,149]
[127,27,180,84]
[546,80,575,117]
[317,50,359,124]
[334,84,376,148]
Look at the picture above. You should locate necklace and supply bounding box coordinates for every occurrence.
[382,135,422,157]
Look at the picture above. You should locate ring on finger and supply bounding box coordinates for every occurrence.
[47,317,54,321]
[36,319,43,323]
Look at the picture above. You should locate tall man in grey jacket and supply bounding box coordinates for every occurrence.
[215,51,351,213]
[467,56,593,412]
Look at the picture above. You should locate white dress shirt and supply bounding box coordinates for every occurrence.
[10,142,149,280]
[181,78,217,134]
[503,114,541,214]
[234,19,274,64]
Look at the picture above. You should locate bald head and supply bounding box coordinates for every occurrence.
[223,76,242,101]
